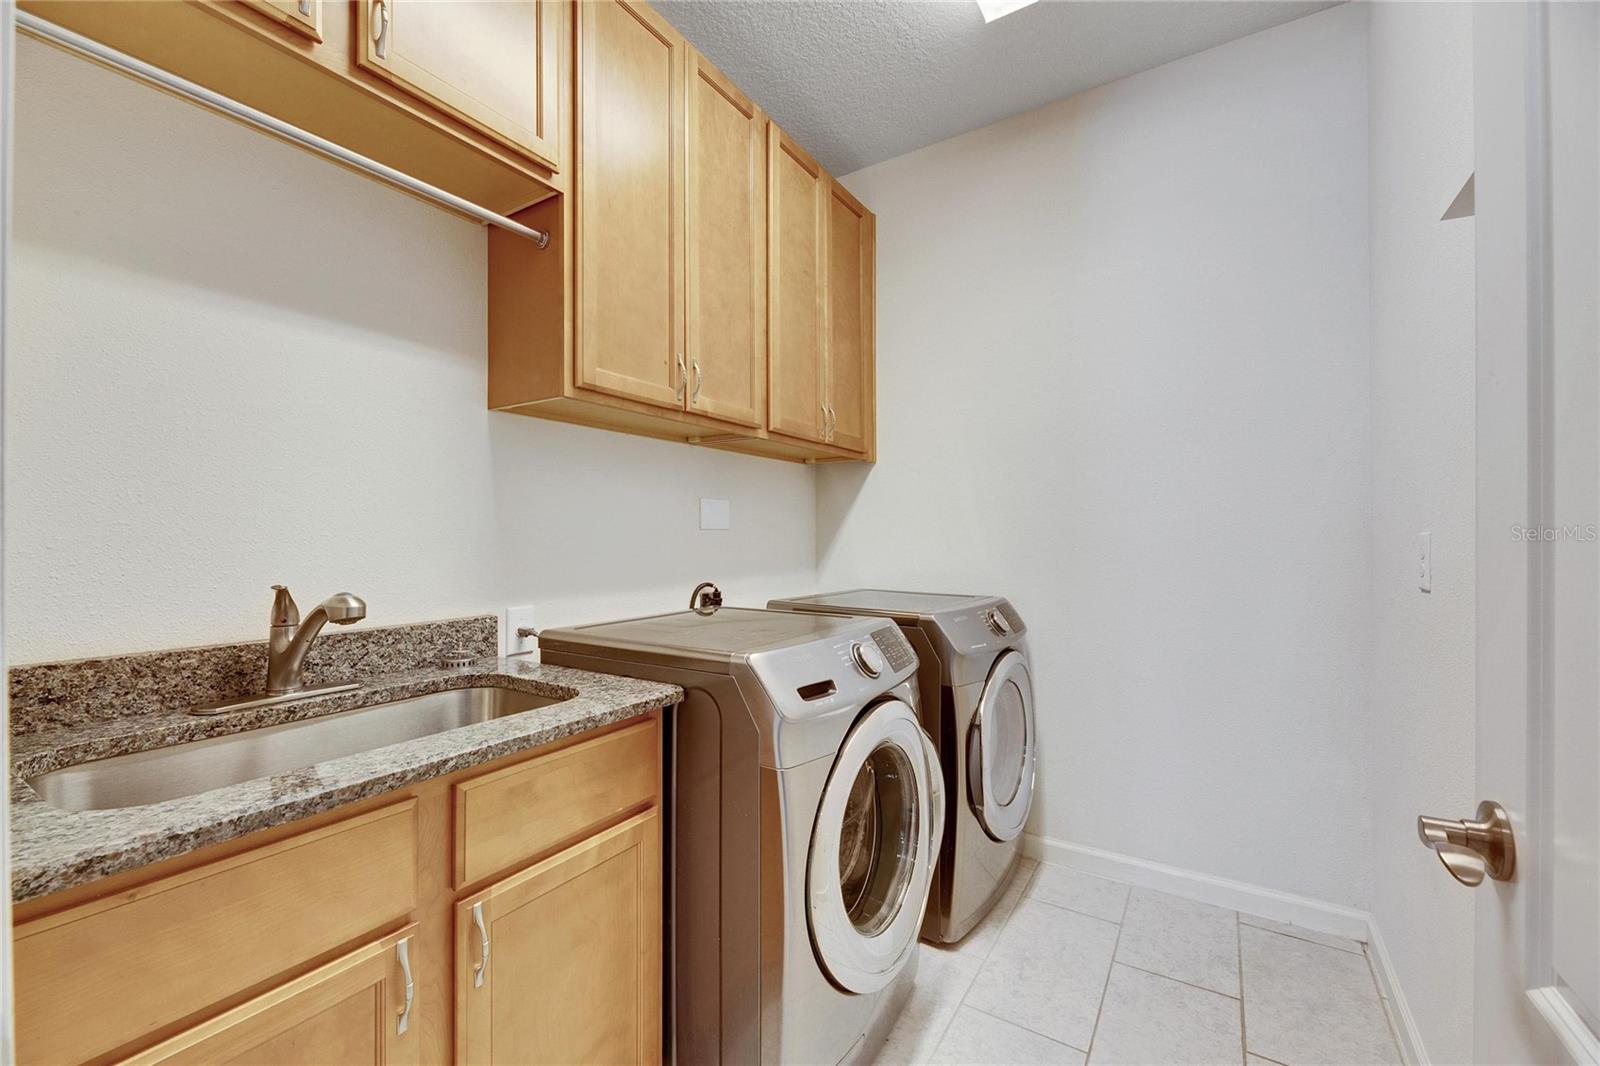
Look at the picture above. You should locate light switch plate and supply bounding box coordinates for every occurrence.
[1418,531,1432,593]
[503,605,539,657]
[700,498,731,531]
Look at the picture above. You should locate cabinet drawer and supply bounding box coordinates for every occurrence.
[14,800,418,1065]
[455,718,659,886]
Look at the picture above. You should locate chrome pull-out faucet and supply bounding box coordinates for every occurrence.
[267,585,367,694]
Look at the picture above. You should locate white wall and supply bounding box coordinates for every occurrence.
[819,5,1374,908]
[4,38,816,664]
[1366,4,1476,1062]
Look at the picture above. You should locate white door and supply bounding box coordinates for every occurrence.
[1472,4,1600,1061]
[808,699,941,994]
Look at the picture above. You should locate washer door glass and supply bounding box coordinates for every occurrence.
[808,699,936,994]
[967,651,1036,842]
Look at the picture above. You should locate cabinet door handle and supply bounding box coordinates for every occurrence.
[691,359,704,404]
[825,405,836,441]
[471,901,490,989]
[298,0,311,13]
[395,937,414,1035]
[675,353,687,404]
[371,0,390,58]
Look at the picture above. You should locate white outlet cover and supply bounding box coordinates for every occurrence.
[700,498,731,531]
[503,605,540,658]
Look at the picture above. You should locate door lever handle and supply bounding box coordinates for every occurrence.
[1417,800,1515,886]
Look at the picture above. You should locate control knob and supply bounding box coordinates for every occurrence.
[851,640,886,678]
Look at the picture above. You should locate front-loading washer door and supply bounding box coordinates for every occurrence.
[807,698,936,994]
[967,651,1037,842]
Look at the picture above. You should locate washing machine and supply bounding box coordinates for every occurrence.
[539,607,944,1065]
[768,591,1035,944]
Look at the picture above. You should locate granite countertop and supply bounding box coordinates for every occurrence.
[9,656,681,903]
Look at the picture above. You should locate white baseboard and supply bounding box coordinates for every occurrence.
[1366,919,1428,1065]
[1021,832,1371,941]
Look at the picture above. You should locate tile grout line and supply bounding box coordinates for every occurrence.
[1080,893,1128,1065]
[1238,916,1365,955]
[961,1001,1090,1057]
[1361,942,1407,1063]
[932,859,1042,1059]
[1018,891,1124,928]
[1108,960,1241,1001]
[1236,910,1249,1066]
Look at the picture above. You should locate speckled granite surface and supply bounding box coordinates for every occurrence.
[9,615,499,736]
[10,654,680,903]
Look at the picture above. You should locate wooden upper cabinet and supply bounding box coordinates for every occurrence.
[120,928,421,1066]
[357,0,565,172]
[825,179,875,456]
[684,51,767,429]
[574,0,685,411]
[237,0,322,41]
[767,125,828,444]
[457,811,663,1066]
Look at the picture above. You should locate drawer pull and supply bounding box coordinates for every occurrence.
[395,937,414,1035]
[472,901,490,988]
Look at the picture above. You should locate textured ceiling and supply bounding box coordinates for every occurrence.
[656,0,1340,174]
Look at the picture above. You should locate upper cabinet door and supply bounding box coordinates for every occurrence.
[684,51,766,429]
[238,0,322,41]
[825,179,875,456]
[457,812,663,1066]
[574,0,685,411]
[767,125,827,444]
[357,0,564,172]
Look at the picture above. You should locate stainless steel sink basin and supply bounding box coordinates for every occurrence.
[27,685,568,812]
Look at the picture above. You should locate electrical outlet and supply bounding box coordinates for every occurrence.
[503,605,539,657]
[1418,532,1432,593]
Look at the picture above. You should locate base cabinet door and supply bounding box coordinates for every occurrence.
[767,124,828,444]
[457,811,663,1066]
[824,179,875,456]
[121,927,421,1066]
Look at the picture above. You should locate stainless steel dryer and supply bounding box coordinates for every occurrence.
[539,607,943,1065]
[767,591,1035,944]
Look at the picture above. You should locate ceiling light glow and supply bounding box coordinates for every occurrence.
[977,0,1040,23]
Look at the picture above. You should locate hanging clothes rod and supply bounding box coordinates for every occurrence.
[14,9,552,249]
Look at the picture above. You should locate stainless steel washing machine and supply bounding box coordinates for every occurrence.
[539,607,943,1065]
[768,591,1036,944]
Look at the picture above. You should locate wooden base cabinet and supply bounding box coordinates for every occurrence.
[12,714,664,1066]
[457,812,662,1066]
[121,927,422,1066]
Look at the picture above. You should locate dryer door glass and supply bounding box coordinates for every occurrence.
[967,651,1036,842]
[808,699,937,994]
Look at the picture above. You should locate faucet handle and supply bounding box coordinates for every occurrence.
[270,584,300,628]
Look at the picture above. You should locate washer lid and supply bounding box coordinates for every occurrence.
[808,699,938,994]
[967,651,1037,843]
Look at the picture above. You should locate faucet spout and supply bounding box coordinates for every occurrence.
[266,588,366,695]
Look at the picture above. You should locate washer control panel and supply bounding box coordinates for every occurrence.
[851,640,887,678]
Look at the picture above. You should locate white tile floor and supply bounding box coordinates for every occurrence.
[876,859,1404,1066]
